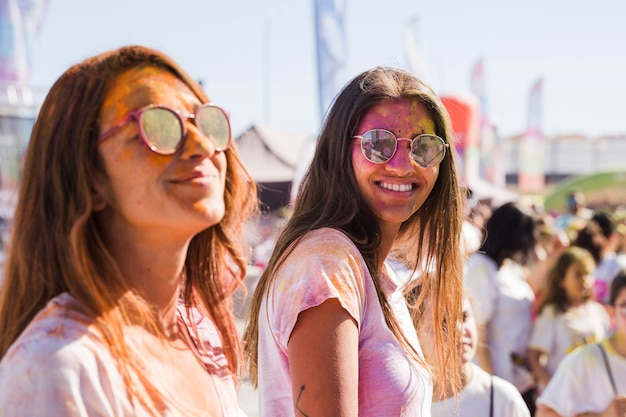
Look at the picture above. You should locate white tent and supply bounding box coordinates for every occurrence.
[468,177,519,208]
[235,125,313,210]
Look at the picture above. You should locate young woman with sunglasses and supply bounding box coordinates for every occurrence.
[243,67,465,416]
[0,45,257,416]
[536,269,626,417]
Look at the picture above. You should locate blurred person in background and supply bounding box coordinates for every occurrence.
[585,210,626,305]
[413,287,531,417]
[554,190,592,243]
[527,214,569,318]
[463,202,538,414]
[536,269,626,417]
[528,247,610,394]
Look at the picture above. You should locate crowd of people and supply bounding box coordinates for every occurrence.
[457,192,626,416]
[0,44,624,416]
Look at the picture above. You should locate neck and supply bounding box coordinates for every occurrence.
[434,362,472,402]
[610,332,626,358]
[104,228,190,335]
[377,223,400,271]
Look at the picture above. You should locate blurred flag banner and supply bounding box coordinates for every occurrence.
[314,0,346,122]
[0,0,48,83]
[518,78,545,193]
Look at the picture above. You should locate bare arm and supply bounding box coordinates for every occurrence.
[288,298,359,417]
[537,395,626,417]
[536,404,564,417]
[577,395,626,417]
[527,347,551,389]
[474,323,493,374]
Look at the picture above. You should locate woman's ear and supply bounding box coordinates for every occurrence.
[90,163,111,211]
[91,186,107,211]
[91,172,109,212]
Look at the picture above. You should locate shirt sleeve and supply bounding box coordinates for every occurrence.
[528,306,556,353]
[268,229,367,350]
[493,377,532,417]
[535,346,591,417]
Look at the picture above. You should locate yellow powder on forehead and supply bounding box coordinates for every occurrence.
[364,98,436,136]
[102,66,181,110]
[99,66,192,132]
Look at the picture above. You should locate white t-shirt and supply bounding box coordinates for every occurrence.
[537,338,626,417]
[529,301,610,375]
[257,228,431,416]
[463,253,535,392]
[0,293,245,417]
[432,363,530,417]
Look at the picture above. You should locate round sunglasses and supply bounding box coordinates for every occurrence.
[96,103,231,155]
[353,129,448,167]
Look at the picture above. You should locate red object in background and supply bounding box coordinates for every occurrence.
[441,94,480,186]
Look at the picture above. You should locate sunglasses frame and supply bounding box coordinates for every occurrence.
[352,128,449,168]
[96,103,231,155]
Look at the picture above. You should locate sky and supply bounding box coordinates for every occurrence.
[26,0,626,140]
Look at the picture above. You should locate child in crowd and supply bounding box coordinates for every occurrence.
[528,246,611,393]
[536,269,626,417]
[413,289,531,417]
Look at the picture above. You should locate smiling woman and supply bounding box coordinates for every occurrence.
[243,66,465,416]
[0,45,257,416]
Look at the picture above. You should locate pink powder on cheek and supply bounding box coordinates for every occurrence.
[351,141,371,168]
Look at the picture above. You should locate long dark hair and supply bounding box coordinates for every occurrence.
[479,202,537,268]
[538,246,595,313]
[243,66,464,396]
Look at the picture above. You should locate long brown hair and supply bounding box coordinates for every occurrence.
[243,67,464,394]
[0,45,257,409]
[538,246,595,313]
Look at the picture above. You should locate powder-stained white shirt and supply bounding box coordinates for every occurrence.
[0,293,245,416]
[257,228,432,416]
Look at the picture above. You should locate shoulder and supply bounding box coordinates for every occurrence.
[489,374,531,416]
[278,228,368,288]
[586,300,609,312]
[537,304,558,319]
[466,252,496,267]
[1,293,114,371]
[0,294,128,414]
[464,252,498,279]
[556,341,603,371]
[292,228,360,256]
[3,293,105,357]
[491,374,526,399]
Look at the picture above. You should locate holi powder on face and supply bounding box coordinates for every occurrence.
[100,67,190,131]
[358,99,436,138]
[99,67,190,164]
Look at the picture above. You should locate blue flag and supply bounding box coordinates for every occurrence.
[0,0,48,83]
[314,0,346,122]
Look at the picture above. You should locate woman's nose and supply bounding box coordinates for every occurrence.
[179,122,218,159]
[385,139,415,173]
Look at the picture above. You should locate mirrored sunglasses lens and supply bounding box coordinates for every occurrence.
[196,106,230,150]
[412,135,446,167]
[140,108,182,154]
[361,130,396,163]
